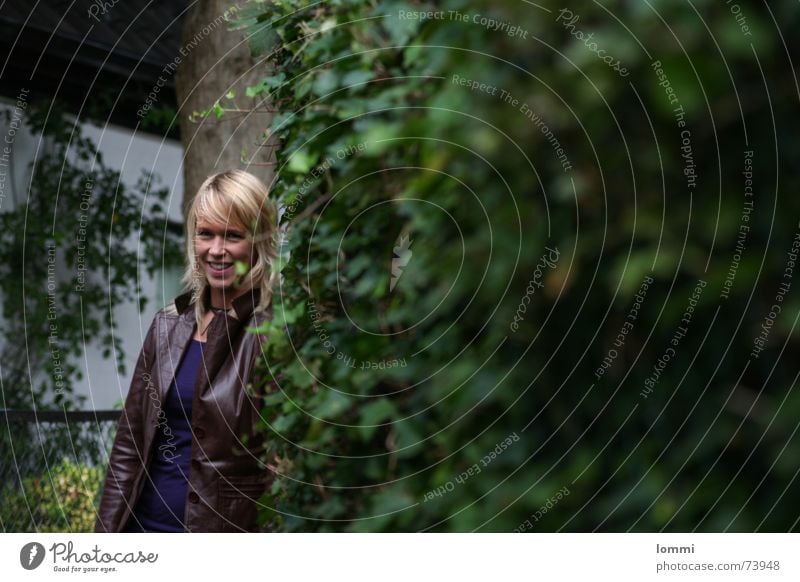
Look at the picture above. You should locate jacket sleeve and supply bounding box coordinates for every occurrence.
[94,315,158,532]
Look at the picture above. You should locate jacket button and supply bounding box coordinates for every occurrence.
[194,427,205,439]
[188,492,199,504]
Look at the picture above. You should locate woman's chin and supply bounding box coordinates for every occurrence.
[205,276,232,289]
[206,277,247,294]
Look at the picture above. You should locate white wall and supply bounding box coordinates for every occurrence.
[0,97,185,410]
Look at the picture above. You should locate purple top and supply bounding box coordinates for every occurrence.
[124,339,204,532]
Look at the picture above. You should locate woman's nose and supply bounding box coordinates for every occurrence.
[210,236,225,255]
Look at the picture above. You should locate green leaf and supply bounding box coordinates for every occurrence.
[356,399,397,440]
[247,20,277,57]
[312,69,338,96]
[235,260,249,276]
[271,412,298,434]
[359,399,397,425]
[314,390,352,420]
[262,392,285,407]
[287,149,317,173]
[342,70,374,88]
[319,18,337,34]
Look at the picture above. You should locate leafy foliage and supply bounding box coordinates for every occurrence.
[232,0,800,531]
[0,105,183,409]
[0,458,104,532]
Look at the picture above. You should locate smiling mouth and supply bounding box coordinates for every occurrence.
[207,261,233,272]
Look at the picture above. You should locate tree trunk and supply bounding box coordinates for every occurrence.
[175,0,278,214]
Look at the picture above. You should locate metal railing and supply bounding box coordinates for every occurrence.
[0,409,120,532]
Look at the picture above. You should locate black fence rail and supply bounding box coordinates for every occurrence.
[0,409,120,532]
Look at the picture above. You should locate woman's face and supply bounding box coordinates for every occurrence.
[194,216,254,297]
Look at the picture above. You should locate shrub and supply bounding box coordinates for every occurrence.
[230,0,800,531]
[1,458,104,532]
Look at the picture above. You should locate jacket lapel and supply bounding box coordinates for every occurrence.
[156,310,195,402]
[196,290,260,395]
[196,314,243,395]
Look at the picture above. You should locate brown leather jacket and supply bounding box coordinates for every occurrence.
[95,290,273,532]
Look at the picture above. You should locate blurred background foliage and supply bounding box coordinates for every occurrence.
[0,409,118,532]
[232,0,800,531]
[0,105,183,410]
[0,458,104,532]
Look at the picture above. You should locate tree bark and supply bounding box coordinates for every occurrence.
[175,0,278,214]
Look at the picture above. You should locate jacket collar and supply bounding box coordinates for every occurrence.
[158,287,262,402]
[174,287,261,322]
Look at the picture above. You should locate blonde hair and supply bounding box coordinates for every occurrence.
[182,169,277,325]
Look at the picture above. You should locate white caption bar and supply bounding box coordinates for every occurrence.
[2,533,797,581]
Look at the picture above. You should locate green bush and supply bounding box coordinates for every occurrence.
[229,0,800,531]
[1,459,104,533]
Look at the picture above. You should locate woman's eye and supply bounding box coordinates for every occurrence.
[226,233,243,240]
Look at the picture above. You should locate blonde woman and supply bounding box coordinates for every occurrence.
[96,170,277,532]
